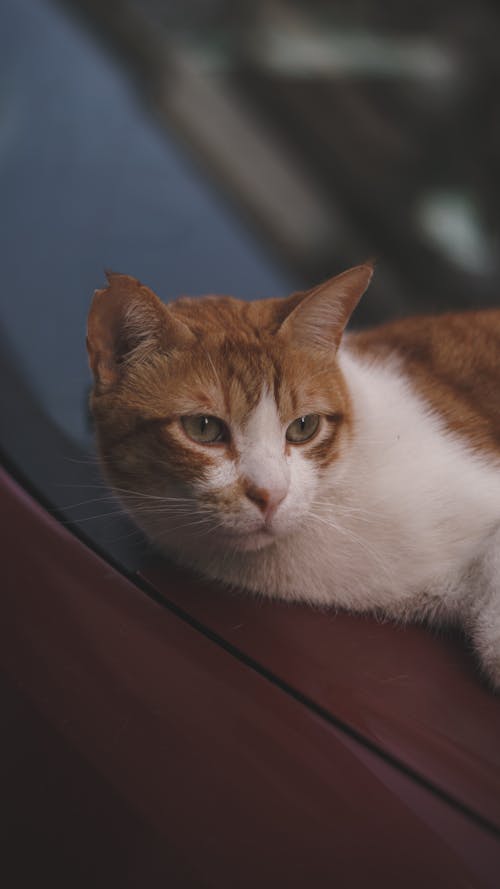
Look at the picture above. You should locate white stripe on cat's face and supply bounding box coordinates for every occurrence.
[234,388,290,503]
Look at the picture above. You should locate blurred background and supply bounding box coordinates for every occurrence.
[1,0,500,559]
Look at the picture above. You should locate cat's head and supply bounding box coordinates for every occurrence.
[87,264,372,557]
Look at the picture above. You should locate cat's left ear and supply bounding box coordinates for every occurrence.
[87,272,195,393]
[278,262,374,351]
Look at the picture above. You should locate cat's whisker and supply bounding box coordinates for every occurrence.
[57,480,199,506]
[312,494,390,515]
[61,502,206,523]
[103,527,153,546]
[60,492,203,516]
[112,486,201,504]
[63,454,135,470]
[196,520,227,538]
[152,515,221,542]
[170,515,219,532]
[311,499,373,516]
[55,482,111,491]
[60,495,205,522]
[63,455,102,465]
[61,494,125,510]
[311,502,383,525]
[60,510,130,524]
[308,512,394,582]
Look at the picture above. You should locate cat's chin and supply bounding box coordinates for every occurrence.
[216,528,278,553]
[154,526,278,559]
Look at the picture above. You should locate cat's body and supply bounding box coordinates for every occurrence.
[87,267,500,688]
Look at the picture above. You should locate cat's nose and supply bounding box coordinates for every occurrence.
[244,483,287,522]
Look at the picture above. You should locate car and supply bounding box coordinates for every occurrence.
[2,1,500,886]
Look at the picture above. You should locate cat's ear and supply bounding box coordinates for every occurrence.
[278,263,373,351]
[87,272,194,392]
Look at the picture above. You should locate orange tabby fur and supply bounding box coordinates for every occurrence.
[349,313,500,455]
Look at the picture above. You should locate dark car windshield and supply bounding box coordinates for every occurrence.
[1,0,499,568]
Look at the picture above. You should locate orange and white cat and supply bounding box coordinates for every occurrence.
[87,265,500,689]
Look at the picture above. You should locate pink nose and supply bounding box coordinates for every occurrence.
[244,483,287,522]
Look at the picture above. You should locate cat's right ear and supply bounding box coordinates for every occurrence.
[87,273,194,393]
[277,263,374,352]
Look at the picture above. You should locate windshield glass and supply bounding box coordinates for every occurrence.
[1,0,499,566]
[1,0,293,452]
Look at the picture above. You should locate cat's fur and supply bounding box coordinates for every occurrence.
[87,265,500,689]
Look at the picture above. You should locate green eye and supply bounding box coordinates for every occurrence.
[286,414,320,443]
[181,415,227,444]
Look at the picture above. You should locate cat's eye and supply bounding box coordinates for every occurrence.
[286,414,320,443]
[181,415,228,444]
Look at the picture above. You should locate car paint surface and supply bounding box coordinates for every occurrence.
[143,557,500,833]
[2,466,500,888]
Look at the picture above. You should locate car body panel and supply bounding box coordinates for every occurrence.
[142,557,500,833]
[2,466,500,887]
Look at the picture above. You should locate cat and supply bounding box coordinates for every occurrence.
[87,265,500,689]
